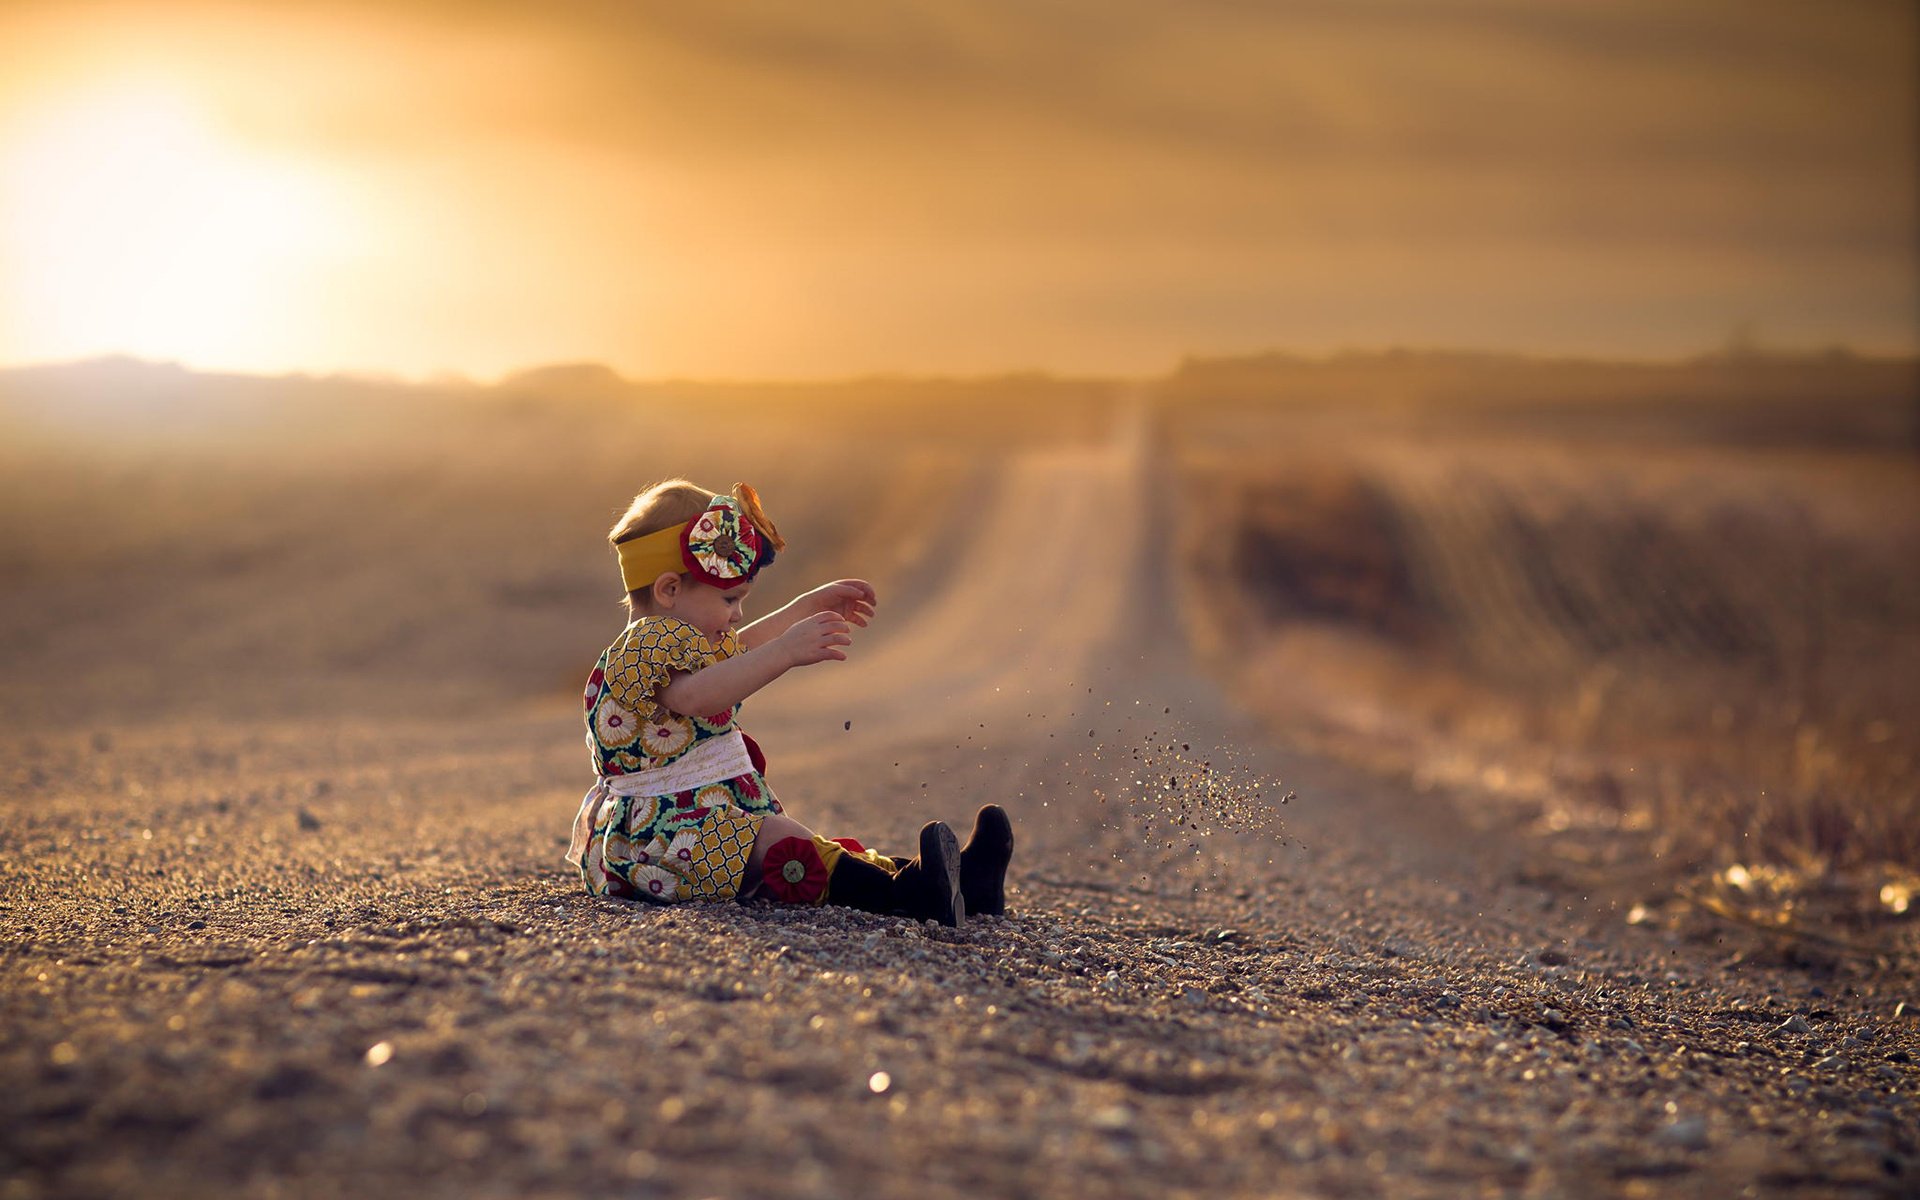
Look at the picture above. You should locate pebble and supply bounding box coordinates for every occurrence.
[1654,1116,1709,1150]
[11,660,1915,1198]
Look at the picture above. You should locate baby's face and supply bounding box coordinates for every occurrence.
[674,577,751,643]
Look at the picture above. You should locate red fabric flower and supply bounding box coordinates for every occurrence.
[680,501,763,589]
[743,732,767,775]
[762,836,827,904]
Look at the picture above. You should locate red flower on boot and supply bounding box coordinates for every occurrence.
[762,836,827,904]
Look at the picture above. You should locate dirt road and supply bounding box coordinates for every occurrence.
[3,393,1916,1199]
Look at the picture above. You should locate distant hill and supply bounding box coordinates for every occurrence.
[496,362,630,394]
[1160,348,1920,450]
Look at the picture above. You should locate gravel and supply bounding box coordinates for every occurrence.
[3,694,1917,1200]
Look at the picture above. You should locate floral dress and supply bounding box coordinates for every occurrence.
[566,616,782,902]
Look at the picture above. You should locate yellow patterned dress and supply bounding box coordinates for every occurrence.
[565,616,782,902]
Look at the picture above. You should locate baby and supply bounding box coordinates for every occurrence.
[565,479,1012,927]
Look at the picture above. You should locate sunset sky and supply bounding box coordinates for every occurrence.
[1,0,1914,379]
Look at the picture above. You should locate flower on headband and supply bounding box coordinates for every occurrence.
[680,499,763,588]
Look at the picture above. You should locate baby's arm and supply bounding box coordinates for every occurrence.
[658,612,851,716]
[741,578,877,650]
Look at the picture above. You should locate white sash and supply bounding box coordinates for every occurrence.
[566,730,755,869]
[601,729,753,797]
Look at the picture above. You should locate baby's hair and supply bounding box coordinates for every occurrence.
[610,478,714,614]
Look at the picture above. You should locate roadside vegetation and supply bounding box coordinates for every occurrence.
[1160,350,1920,962]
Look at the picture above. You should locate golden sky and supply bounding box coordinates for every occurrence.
[1,0,1914,378]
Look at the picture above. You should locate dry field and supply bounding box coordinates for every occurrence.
[1163,351,1920,953]
[0,359,1113,727]
[4,355,1918,1199]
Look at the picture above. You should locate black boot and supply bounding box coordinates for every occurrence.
[819,851,894,912]
[959,804,1014,916]
[887,822,964,928]
[798,826,962,928]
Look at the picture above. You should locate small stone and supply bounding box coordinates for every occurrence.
[296,808,322,831]
[1090,1105,1134,1131]
[1655,1116,1709,1150]
[1813,1054,1848,1070]
[1773,1014,1811,1035]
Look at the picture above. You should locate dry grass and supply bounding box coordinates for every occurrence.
[1160,350,1920,923]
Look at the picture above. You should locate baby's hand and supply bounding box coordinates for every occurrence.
[777,611,853,667]
[804,579,877,628]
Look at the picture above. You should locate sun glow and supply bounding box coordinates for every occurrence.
[1,81,350,368]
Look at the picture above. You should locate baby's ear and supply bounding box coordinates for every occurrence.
[650,573,681,608]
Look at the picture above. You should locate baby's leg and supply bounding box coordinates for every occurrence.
[747,813,964,927]
[868,806,1014,915]
[741,813,817,899]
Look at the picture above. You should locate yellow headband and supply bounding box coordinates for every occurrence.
[616,523,692,593]
[616,483,785,594]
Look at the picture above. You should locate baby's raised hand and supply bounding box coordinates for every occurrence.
[804,579,877,628]
[777,611,854,667]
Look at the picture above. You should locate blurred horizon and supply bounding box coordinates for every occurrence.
[3,0,1915,380]
[9,339,1918,391]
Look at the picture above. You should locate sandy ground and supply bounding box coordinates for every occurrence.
[4,392,1918,1199]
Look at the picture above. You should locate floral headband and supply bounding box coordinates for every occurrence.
[617,483,785,594]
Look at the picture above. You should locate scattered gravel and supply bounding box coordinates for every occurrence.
[3,700,1916,1200]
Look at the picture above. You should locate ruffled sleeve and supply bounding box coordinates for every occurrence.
[604,617,727,723]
